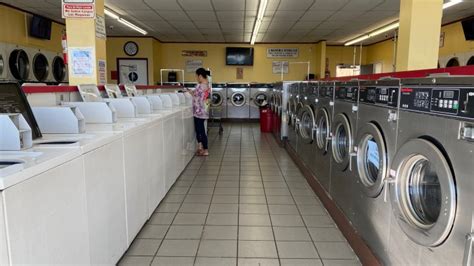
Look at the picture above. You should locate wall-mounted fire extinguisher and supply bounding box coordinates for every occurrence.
[61,30,68,65]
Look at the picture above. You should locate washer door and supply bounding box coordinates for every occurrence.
[295,102,304,130]
[9,49,30,81]
[33,53,49,82]
[0,54,4,78]
[356,122,387,197]
[331,113,352,171]
[211,92,223,107]
[231,92,246,107]
[390,138,456,247]
[315,107,331,154]
[52,56,66,82]
[254,93,267,107]
[299,105,316,143]
[287,99,294,126]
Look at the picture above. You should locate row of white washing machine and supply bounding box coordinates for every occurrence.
[0,42,67,83]
[205,83,273,119]
[270,78,474,265]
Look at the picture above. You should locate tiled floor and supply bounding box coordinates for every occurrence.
[119,123,360,266]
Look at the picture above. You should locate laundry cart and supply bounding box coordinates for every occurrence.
[208,83,226,135]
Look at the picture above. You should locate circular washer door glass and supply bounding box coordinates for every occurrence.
[212,92,222,106]
[33,53,49,82]
[52,56,66,82]
[9,49,30,80]
[232,93,245,106]
[254,93,267,106]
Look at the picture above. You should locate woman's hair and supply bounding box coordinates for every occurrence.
[196,68,211,79]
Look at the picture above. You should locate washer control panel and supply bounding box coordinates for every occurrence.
[400,87,474,119]
[335,86,358,102]
[319,86,334,99]
[359,86,398,107]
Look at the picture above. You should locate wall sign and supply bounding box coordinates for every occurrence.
[95,15,106,39]
[267,48,299,58]
[62,0,95,19]
[98,59,107,84]
[185,59,203,73]
[182,50,207,57]
[236,68,243,79]
[69,47,95,77]
[272,61,289,74]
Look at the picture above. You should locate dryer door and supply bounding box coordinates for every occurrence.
[315,107,331,154]
[299,105,316,144]
[356,122,388,197]
[231,92,246,107]
[0,53,4,78]
[33,53,49,82]
[211,91,223,107]
[52,56,66,82]
[390,138,456,247]
[9,49,30,81]
[254,93,267,107]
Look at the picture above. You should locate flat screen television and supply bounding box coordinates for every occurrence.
[462,17,474,40]
[30,15,52,40]
[226,47,254,66]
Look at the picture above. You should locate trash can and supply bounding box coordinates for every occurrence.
[260,107,272,132]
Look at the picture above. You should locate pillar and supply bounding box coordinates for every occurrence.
[314,41,326,79]
[65,0,106,85]
[396,0,443,71]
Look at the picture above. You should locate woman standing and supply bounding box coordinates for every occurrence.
[191,68,210,156]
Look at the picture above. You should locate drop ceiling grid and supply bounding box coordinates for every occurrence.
[1,0,474,44]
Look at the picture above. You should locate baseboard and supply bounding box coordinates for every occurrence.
[283,141,381,266]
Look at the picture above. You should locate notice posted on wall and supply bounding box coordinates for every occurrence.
[70,47,95,77]
[62,0,95,19]
[267,48,299,58]
[272,61,289,74]
[98,59,107,84]
[95,15,107,39]
[185,59,203,73]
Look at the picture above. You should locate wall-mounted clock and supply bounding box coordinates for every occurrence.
[124,41,139,56]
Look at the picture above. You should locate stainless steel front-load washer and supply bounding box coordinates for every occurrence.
[296,81,319,171]
[226,83,250,119]
[286,82,300,152]
[211,83,227,118]
[250,83,272,119]
[313,81,335,192]
[352,79,401,263]
[274,81,291,143]
[329,80,359,220]
[386,77,474,265]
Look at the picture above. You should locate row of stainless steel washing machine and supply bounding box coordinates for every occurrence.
[0,42,67,83]
[283,78,474,265]
[210,83,273,119]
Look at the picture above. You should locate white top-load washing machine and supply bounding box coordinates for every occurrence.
[249,83,272,119]
[226,83,250,119]
[384,77,474,265]
[211,83,227,118]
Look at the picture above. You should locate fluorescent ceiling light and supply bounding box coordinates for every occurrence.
[345,35,369,46]
[369,22,400,37]
[251,0,268,45]
[443,0,462,9]
[104,8,148,35]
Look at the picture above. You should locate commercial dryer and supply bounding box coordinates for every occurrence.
[386,77,474,265]
[312,81,335,192]
[226,83,249,119]
[352,79,401,263]
[249,83,272,119]
[296,81,319,173]
[7,45,31,82]
[0,43,7,80]
[30,49,50,83]
[330,80,360,220]
[211,83,227,118]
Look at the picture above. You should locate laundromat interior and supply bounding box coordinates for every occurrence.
[1,0,474,265]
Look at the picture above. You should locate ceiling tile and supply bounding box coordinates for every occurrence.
[127,9,158,17]
[216,11,245,21]
[221,22,245,30]
[274,11,306,20]
[292,21,322,30]
[108,0,150,10]
[143,0,181,10]
[187,11,218,21]
[195,21,221,29]
[300,10,334,21]
[266,0,280,11]
[310,0,350,10]
[342,0,385,11]
[158,11,189,20]
[330,10,367,20]
[278,0,314,11]
[246,0,259,11]
[372,0,400,11]
[178,0,213,10]
[212,0,245,11]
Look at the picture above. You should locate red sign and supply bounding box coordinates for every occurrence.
[62,3,95,18]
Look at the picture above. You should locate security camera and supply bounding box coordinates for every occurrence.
[109,25,114,30]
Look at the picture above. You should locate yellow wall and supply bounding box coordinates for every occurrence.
[158,43,316,83]
[0,4,64,52]
[366,40,395,73]
[439,21,474,57]
[106,37,156,84]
